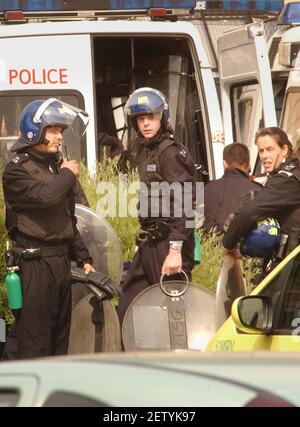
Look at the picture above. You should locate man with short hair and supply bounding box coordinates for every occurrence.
[117,87,196,325]
[203,143,260,233]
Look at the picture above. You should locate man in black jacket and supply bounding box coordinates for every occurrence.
[2,98,95,359]
[203,143,260,233]
[117,87,195,324]
[223,127,300,270]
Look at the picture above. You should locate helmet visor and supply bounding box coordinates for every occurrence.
[33,98,89,137]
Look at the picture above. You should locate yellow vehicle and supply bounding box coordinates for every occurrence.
[207,245,300,352]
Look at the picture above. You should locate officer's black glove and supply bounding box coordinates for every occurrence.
[86,271,121,299]
[71,267,121,299]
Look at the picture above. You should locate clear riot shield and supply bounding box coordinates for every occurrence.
[74,204,123,285]
[122,275,216,352]
[68,204,123,354]
[215,254,246,330]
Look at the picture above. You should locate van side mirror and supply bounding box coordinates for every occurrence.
[232,296,273,334]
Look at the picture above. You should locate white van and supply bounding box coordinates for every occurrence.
[0,3,225,181]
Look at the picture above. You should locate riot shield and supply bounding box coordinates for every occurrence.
[75,204,123,285]
[215,254,246,330]
[68,204,123,353]
[68,296,121,354]
[122,277,216,352]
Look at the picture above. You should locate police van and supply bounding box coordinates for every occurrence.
[0,0,225,181]
[0,0,284,180]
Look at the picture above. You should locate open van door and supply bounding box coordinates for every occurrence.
[217,23,277,173]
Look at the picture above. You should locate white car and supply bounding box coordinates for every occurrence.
[0,351,299,407]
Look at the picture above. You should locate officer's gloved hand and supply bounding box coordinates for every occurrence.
[86,271,121,299]
[71,267,121,299]
[71,266,88,283]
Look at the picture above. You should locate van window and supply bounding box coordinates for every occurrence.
[231,79,287,176]
[281,88,300,155]
[231,83,263,174]
[0,91,86,165]
[237,97,253,147]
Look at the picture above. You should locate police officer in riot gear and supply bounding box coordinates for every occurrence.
[117,87,196,325]
[223,127,300,273]
[2,98,95,359]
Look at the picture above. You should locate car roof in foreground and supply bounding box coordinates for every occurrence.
[0,351,300,406]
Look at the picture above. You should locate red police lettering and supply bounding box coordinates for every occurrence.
[32,70,42,84]
[59,69,68,84]
[20,69,31,84]
[8,69,18,84]
[32,69,42,84]
[8,68,69,85]
[47,69,57,84]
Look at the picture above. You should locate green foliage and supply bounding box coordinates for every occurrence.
[192,228,261,294]
[0,181,14,325]
[79,159,140,261]
[192,229,223,292]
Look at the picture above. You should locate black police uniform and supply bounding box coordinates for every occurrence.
[223,157,300,258]
[2,149,92,359]
[117,130,196,324]
[203,167,261,233]
[118,135,148,173]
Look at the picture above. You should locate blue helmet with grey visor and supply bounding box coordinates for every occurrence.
[124,87,172,133]
[11,98,89,151]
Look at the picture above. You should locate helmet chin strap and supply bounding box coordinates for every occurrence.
[270,153,280,172]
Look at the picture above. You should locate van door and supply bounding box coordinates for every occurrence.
[0,34,96,170]
[217,23,277,173]
[91,23,224,180]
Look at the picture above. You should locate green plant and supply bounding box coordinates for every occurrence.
[192,228,261,294]
[79,159,140,261]
[0,180,14,325]
[192,229,223,292]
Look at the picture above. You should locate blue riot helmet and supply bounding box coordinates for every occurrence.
[11,98,89,151]
[240,217,281,258]
[124,87,172,133]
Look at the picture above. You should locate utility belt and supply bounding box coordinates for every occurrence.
[136,221,170,244]
[6,241,69,267]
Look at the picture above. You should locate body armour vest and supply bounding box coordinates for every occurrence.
[6,157,74,241]
[138,137,193,227]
